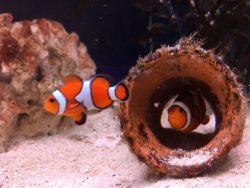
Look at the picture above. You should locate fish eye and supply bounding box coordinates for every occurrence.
[179,107,184,113]
[49,98,56,103]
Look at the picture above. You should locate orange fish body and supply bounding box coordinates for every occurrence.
[161,91,210,133]
[44,74,129,125]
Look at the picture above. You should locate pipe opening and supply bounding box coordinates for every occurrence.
[147,77,222,151]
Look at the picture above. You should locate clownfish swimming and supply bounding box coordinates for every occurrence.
[160,91,210,133]
[44,74,129,125]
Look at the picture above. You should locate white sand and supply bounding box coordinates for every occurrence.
[0,108,250,188]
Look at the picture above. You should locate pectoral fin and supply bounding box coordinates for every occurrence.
[69,102,80,109]
[202,114,210,125]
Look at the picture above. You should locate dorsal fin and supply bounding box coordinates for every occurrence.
[94,74,113,84]
[90,75,112,109]
[64,75,82,84]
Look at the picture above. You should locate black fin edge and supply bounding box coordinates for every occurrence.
[115,82,129,101]
[75,113,87,126]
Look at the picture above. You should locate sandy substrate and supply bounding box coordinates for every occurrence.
[0,108,249,188]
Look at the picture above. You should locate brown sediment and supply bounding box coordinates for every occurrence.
[119,36,247,177]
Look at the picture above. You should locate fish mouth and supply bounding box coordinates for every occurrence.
[168,117,178,121]
[168,118,176,122]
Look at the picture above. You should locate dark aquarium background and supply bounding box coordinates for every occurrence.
[0,0,249,86]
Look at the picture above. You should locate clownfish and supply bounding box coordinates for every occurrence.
[44,74,129,125]
[160,91,210,133]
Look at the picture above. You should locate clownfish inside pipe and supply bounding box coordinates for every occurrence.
[160,91,210,133]
[44,74,129,125]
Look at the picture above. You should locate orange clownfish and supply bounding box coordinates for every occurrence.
[161,91,210,133]
[44,74,129,125]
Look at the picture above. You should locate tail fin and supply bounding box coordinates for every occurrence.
[109,82,129,101]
